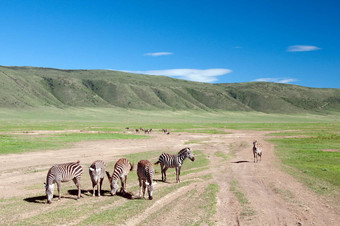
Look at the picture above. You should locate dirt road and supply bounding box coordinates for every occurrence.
[0,130,339,225]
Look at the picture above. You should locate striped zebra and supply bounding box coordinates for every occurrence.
[106,158,134,196]
[45,160,83,204]
[155,147,195,183]
[89,160,106,197]
[253,141,262,163]
[137,160,156,200]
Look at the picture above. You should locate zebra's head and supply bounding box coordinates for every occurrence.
[181,147,195,161]
[253,141,258,148]
[44,183,54,204]
[89,167,101,180]
[110,179,119,196]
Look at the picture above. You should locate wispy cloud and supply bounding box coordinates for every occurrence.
[254,78,298,84]
[287,45,321,52]
[144,52,174,57]
[129,68,232,83]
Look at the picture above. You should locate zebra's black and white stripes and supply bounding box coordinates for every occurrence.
[106,158,134,196]
[137,160,156,200]
[155,147,195,183]
[45,161,83,204]
[89,160,106,197]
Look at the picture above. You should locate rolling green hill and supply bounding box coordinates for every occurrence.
[0,66,339,114]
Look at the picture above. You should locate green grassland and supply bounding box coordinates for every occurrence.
[269,132,340,193]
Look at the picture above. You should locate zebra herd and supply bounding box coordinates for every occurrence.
[44,147,195,204]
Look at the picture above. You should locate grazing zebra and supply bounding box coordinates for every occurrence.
[45,161,83,204]
[137,160,156,200]
[106,158,134,196]
[155,147,195,183]
[253,141,262,163]
[144,129,152,134]
[89,160,106,197]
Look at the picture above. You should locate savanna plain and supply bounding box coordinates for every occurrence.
[0,108,339,225]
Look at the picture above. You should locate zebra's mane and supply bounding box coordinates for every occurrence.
[178,147,189,155]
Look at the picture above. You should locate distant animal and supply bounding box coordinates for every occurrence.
[144,129,152,134]
[135,129,139,133]
[155,147,195,183]
[162,129,168,133]
[253,141,262,163]
[106,158,134,196]
[45,161,83,204]
[137,160,156,200]
[89,160,106,197]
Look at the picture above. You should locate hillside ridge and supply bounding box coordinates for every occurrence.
[0,66,339,113]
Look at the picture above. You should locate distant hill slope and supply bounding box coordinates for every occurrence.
[0,66,339,113]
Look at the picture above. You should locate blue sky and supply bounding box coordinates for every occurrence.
[1,0,339,88]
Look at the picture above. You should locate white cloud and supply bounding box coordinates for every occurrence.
[254,78,298,84]
[130,68,232,83]
[287,45,321,52]
[144,52,173,57]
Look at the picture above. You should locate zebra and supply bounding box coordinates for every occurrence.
[155,147,195,183]
[253,141,262,163]
[137,160,156,200]
[45,160,83,204]
[89,160,106,197]
[144,129,152,134]
[106,158,134,196]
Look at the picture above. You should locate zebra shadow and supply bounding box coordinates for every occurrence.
[67,189,98,197]
[23,194,78,204]
[116,191,135,200]
[232,160,250,164]
[24,195,46,204]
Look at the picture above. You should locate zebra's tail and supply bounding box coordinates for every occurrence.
[106,171,111,180]
[154,160,160,165]
[130,162,134,171]
[76,160,80,164]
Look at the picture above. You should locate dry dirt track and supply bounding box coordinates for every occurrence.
[0,130,339,225]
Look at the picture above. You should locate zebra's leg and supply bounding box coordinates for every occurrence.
[124,175,128,193]
[160,163,165,182]
[73,177,81,200]
[142,181,146,199]
[120,176,124,193]
[92,181,96,197]
[163,167,169,182]
[99,178,104,197]
[138,177,142,198]
[178,166,181,183]
[97,179,100,197]
[57,181,61,201]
